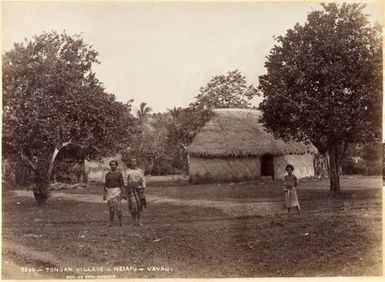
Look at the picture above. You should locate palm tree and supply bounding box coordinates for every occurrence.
[168,107,185,122]
[137,102,152,121]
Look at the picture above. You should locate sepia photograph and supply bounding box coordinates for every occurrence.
[1,0,384,280]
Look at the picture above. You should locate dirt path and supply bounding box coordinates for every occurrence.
[11,179,381,218]
[12,190,284,217]
[2,239,79,279]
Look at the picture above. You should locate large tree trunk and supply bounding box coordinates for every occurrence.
[20,142,71,206]
[19,152,50,205]
[32,168,50,206]
[328,141,341,194]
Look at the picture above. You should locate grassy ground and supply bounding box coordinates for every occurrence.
[2,176,383,279]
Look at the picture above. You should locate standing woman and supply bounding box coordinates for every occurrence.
[125,158,146,226]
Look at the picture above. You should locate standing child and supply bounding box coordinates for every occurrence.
[282,164,300,216]
[104,160,124,227]
[125,158,146,226]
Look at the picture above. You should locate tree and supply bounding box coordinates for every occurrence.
[190,70,258,109]
[142,112,172,175]
[2,31,135,204]
[137,102,152,121]
[258,3,382,193]
[165,107,213,172]
[124,102,155,173]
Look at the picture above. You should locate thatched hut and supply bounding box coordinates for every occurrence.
[187,108,317,183]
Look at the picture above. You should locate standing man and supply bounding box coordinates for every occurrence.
[104,160,124,227]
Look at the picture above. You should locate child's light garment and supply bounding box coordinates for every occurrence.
[285,188,300,208]
[283,174,300,209]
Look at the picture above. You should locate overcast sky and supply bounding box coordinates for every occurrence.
[2,1,383,113]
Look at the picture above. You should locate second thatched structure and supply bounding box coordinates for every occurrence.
[187,108,318,183]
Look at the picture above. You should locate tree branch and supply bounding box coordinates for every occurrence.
[47,140,73,181]
[61,141,72,148]
[19,151,37,171]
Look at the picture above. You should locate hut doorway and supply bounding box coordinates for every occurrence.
[261,154,274,179]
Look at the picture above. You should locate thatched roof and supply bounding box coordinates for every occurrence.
[187,108,318,157]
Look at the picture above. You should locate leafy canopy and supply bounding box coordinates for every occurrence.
[190,70,258,109]
[258,3,382,153]
[2,31,134,161]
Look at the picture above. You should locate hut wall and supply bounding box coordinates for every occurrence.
[189,156,261,183]
[273,154,315,179]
